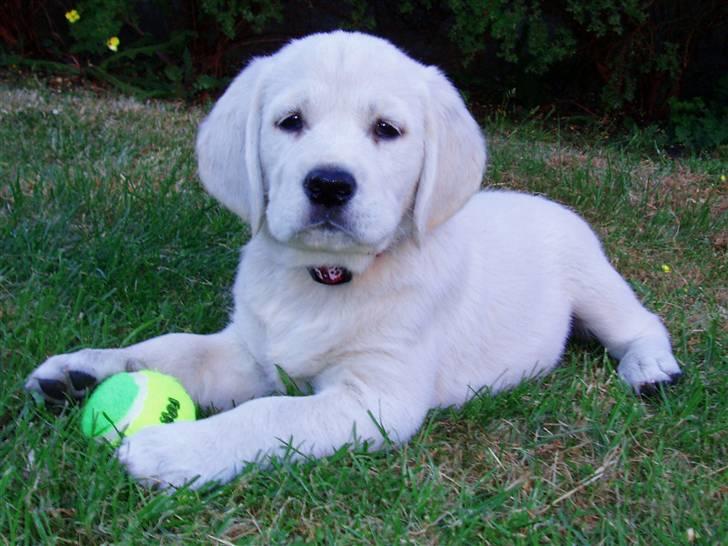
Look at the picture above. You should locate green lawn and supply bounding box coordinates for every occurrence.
[1,82,726,544]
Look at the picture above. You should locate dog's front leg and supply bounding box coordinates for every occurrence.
[25,327,271,409]
[118,357,432,488]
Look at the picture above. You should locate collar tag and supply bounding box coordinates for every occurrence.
[308,266,353,285]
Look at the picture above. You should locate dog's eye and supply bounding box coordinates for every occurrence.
[373,119,402,140]
[277,113,304,132]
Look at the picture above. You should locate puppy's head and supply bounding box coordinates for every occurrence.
[197,31,486,278]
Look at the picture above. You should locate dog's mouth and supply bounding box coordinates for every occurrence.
[308,220,361,243]
[310,218,351,233]
[307,266,353,285]
[293,221,361,252]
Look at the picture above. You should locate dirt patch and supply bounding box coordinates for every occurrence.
[630,162,724,217]
[546,148,609,171]
[712,230,728,252]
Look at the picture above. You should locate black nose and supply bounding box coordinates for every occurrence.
[303,168,357,208]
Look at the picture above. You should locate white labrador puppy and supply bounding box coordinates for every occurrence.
[26,31,682,488]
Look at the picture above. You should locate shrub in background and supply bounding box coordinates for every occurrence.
[0,0,285,97]
[1,0,725,151]
[447,1,724,115]
[668,92,728,152]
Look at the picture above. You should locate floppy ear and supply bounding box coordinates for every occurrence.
[414,66,487,240]
[196,57,271,233]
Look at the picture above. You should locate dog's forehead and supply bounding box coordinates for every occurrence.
[261,33,427,120]
[264,78,421,122]
[270,32,426,89]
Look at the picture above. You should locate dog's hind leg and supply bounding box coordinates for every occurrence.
[566,228,683,396]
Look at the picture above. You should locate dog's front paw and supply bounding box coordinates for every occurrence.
[25,349,131,403]
[117,421,239,489]
[617,340,683,397]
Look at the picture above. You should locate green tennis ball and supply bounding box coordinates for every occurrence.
[80,370,196,443]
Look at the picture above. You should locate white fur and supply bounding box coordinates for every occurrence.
[26,31,681,488]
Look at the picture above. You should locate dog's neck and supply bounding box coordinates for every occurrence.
[252,222,419,288]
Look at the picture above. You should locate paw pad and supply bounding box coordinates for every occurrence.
[38,379,68,400]
[638,371,684,398]
[69,371,97,390]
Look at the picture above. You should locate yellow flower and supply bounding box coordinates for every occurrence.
[65,9,80,23]
[661,264,671,273]
[106,36,120,52]
[721,174,726,183]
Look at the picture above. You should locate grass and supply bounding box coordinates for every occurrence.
[1,80,726,545]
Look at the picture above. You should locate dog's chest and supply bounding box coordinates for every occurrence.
[232,238,431,385]
[235,277,373,381]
